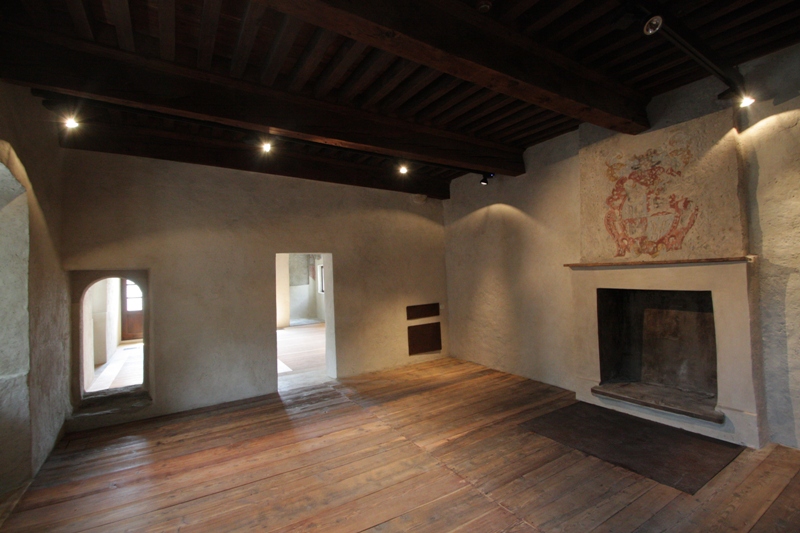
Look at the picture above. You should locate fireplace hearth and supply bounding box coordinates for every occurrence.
[592,288,723,423]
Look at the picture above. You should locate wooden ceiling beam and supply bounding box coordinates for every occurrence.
[230,0,269,77]
[108,0,135,52]
[158,0,176,61]
[57,120,451,198]
[254,0,650,133]
[64,0,94,41]
[197,0,224,70]
[0,31,524,175]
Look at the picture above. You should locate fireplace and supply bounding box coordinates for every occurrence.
[569,260,762,447]
[593,288,721,423]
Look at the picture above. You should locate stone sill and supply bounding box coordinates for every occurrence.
[592,382,724,424]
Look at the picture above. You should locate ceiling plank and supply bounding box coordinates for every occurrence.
[336,49,395,102]
[230,0,269,77]
[260,13,304,85]
[433,89,496,127]
[197,0,224,70]
[314,39,369,98]
[65,0,94,41]
[19,0,50,28]
[287,28,338,92]
[254,0,649,133]
[0,31,524,175]
[359,59,418,109]
[379,67,440,112]
[108,0,135,52]
[158,0,176,61]
[400,76,462,117]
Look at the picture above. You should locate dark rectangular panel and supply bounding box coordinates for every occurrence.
[408,323,442,355]
[406,303,440,320]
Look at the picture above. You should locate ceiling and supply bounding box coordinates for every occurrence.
[1,0,798,199]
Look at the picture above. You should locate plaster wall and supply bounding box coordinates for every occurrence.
[275,254,290,329]
[315,255,326,322]
[59,146,448,419]
[0,164,32,492]
[739,43,800,447]
[106,278,121,356]
[444,132,580,389]
[0,83,71,478]
[89,279,108,365]
[81,294,94,389]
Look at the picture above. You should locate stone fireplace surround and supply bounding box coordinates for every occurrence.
[570,258,763,448]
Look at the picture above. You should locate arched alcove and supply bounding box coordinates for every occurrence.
[70,270,150,407]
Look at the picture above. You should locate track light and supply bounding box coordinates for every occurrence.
[64,117,79,129]
[740,96,755,108]
[480,172,494,185]
[643,15,663,36]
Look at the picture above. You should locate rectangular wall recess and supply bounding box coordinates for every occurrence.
[406,303,440,320]
[408,323,442,355]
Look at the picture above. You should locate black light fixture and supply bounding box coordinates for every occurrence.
[480,172,494,185]
[635,3,754,107]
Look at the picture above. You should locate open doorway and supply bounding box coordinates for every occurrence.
[81,277,144,393]
[275,253,336,391]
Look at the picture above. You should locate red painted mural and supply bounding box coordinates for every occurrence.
[604,145,699,258]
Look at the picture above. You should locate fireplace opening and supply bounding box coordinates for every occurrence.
[592,288,723,423]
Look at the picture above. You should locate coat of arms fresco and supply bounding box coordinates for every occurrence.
[603,135,699,258]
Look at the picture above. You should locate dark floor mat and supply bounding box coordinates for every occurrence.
[520,402,744,494]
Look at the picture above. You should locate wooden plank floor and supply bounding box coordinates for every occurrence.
[4,358,800,532]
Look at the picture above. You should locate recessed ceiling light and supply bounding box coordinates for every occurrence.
[399,165,408,174]
[262,142,271,153]
[740,96,755,108]
[643,15,663,36]
[65,117,79,129]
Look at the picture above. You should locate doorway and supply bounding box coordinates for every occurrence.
[81,277,145,393]
[275,253,336,391]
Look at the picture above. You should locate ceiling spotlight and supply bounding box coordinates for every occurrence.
[480,172,494,185]
[261,142,272,153]
[399,165,408,174]
[643,15,663,36]
[476,0,492,13]
[740,96,755,108]
[64,117,79,129]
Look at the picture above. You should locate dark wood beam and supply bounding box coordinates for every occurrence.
[57,121,452,198]
[230,0,270,78]
[158,0,176,61]
[0,31,524,175]
[197,0,224,70]
[260,14,304,85]
[287,28,337,92]
[108,0,135,52]
[65,0,94,41]
[254,0,649,133]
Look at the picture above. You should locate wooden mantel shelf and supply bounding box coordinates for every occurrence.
[564,256,753,269]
